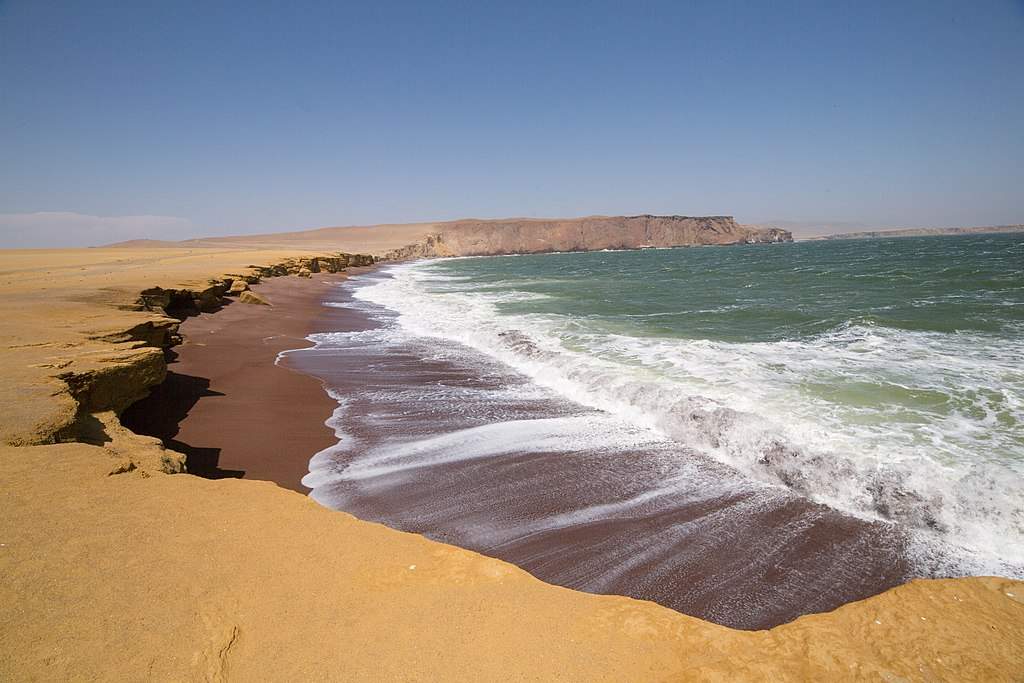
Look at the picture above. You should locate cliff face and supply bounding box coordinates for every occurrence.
[383,215,791,259]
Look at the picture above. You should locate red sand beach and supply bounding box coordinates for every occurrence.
[122,272,373,491]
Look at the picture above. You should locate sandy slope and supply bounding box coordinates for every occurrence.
[3,442,1023,681]
[1,245,1022,681]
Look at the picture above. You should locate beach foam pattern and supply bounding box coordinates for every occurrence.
[352,239,1024,578]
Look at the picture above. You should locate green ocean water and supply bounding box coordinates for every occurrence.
[360,233,1024,570]
[454,234,1024,340]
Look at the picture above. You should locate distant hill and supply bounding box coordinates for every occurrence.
[106,215,793,258]
[104,222,441,255]
[809,225,1024,241]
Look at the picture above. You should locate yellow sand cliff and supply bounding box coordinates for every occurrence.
[1,246,1022,681]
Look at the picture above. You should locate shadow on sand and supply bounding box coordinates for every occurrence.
[120,350,245,480]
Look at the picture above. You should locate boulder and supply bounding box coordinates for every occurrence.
[228,280,249,295]
[297,267,312,278]
[238,290,271,306]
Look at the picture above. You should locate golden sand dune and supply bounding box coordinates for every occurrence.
[1,242,1022,681]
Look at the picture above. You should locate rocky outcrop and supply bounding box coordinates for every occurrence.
[139,282,230,317]
[89,316,183,348]
[248,253,375,279]
[58,345,168,416]
[347,253,377,267]
[743,227,791,243]
[383,234,447,260]
[381,215,792,260]
[74,410,186,475]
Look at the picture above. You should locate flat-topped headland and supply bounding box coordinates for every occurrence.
[109,214,793,257]
[379,215,792,258]
[2,219,1022,680]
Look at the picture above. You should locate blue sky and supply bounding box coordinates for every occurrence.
[1,0,1022,246]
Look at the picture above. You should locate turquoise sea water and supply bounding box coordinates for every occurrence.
[357,234,1024,573]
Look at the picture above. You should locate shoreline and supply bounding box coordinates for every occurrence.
[2,247,1022,679]
[120,260,996,630]
[283,267,911,630]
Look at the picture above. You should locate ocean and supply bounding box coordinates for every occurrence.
[286,233,1024,628]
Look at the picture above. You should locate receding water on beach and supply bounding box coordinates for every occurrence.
[286,234,1024,628]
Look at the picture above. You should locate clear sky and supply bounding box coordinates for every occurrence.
[1,0,1022,247]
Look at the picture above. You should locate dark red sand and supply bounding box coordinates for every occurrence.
[122,274,369,492]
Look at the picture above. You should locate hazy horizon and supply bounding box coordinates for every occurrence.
[2,1,1023,248]
[3,210,1023,249]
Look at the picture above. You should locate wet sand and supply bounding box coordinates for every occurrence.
[122,273,372,491]
[284,271,913,630]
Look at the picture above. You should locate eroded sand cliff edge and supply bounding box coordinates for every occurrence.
[1,245,1021,681]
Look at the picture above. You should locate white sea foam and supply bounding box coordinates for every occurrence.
[352,261,1024,577]
[299,388,359,491]
[327,415,665,481]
